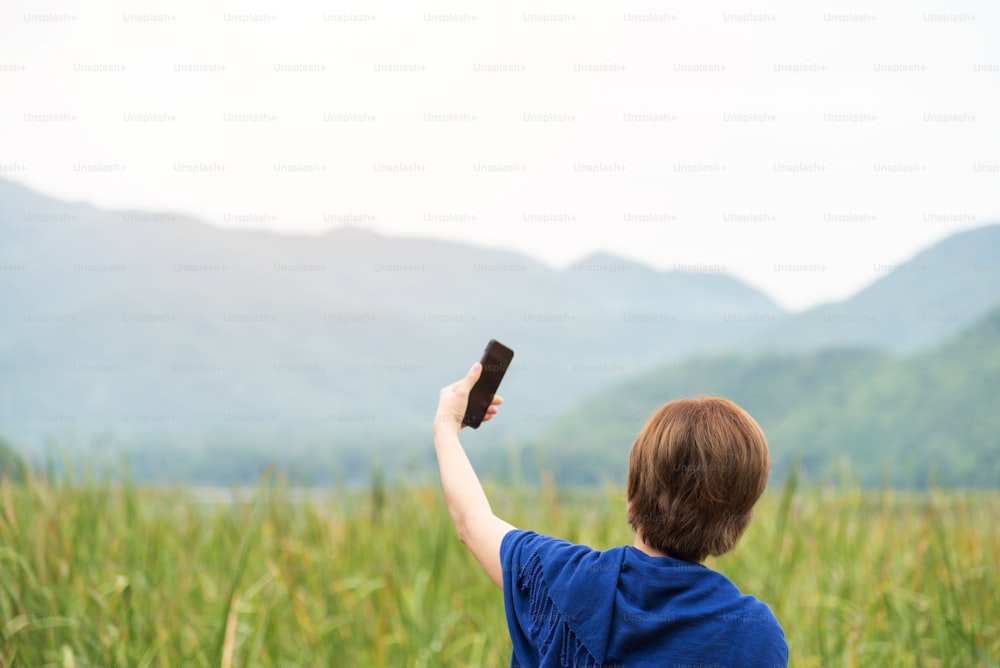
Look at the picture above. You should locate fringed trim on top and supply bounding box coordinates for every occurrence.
[518,551,602,668]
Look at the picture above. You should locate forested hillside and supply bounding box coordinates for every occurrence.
[521,307,1000,488]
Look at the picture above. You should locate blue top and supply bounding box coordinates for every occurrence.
[501,529,788,667]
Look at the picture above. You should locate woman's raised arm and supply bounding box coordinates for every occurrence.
[433,362,516,587]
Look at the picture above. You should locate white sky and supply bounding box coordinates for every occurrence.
[1,0,998,311]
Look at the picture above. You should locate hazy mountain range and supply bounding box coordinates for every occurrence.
[521,305,1000,488]
[1,177,998,483]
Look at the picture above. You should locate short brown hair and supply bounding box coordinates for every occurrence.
[626,396,770,563]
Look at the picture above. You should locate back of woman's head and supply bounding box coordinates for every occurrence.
[626,396,770,563]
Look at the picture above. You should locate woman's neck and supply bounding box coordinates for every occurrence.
[632,534,668,558]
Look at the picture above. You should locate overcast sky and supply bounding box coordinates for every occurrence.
[1,0,997,310]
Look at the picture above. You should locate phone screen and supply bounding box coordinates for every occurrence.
[463,339,514,429]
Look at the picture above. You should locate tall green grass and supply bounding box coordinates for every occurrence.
[0,468,996,666]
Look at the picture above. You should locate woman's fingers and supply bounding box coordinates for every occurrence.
[481,403,500,422]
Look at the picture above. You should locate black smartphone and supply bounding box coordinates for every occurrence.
[463,339,514,429]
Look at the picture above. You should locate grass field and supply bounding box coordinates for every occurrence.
[0,468,997,667]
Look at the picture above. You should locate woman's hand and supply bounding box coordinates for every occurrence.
[434,362,503,436]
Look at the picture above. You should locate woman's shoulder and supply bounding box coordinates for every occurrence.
[502,530,628,665]
[502,529,629,573]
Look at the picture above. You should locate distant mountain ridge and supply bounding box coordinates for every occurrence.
[1,177,998,483]
[752,225,1000,353]
[0,177,783,476]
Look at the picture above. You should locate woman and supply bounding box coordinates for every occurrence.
[434,362,788,667]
